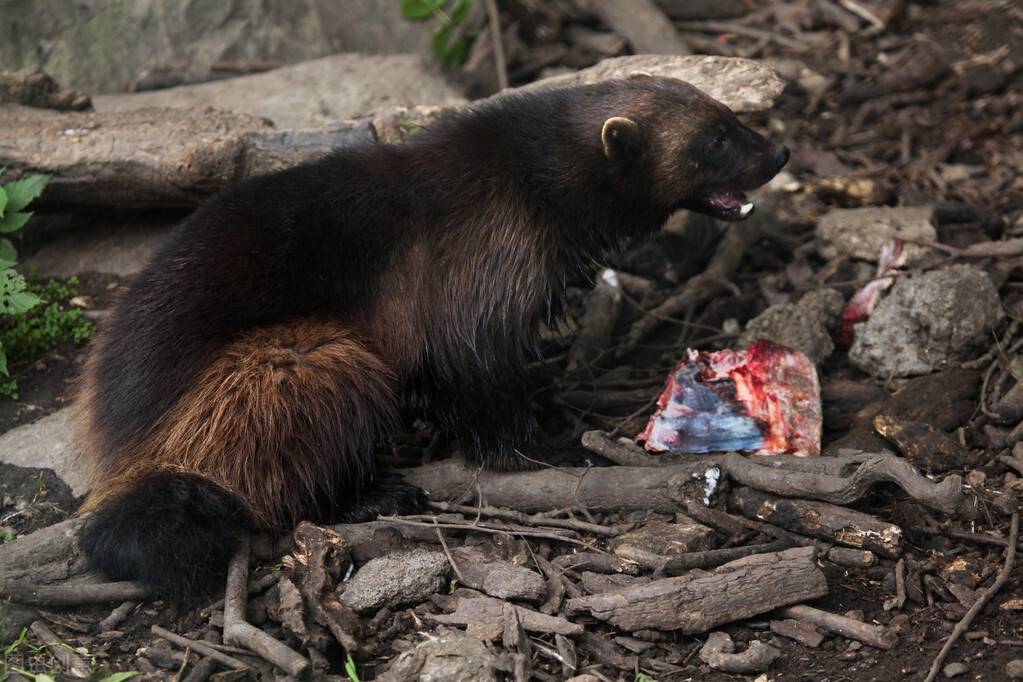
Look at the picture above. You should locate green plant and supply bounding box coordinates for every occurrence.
[0,169,50,386]
[401,0,476,69]
[345,653,361,682]
[95,672,138,682]
[0,275,93,399]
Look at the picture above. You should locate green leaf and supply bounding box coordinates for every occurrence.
[345,653,361,682]
[0,259,15,271]
[4,290,41,316]
[0,185,7,219]
[0,239,15,264]
[0,269,40,316]
[3,174,49,213]
[401,0,444,19]
[98,672,139,682]
[449,0,473,25]
[0,211,31,234]
[0,343,7,377]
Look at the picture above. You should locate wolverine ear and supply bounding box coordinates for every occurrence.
[601,117,641,161]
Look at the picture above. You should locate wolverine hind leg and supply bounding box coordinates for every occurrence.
[80,320,420,601]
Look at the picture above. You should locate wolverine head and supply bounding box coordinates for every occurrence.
[597,75,789,221]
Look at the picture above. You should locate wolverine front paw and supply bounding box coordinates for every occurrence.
[339,471,427,522]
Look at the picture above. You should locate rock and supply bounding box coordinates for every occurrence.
[770,618,825,647]
[339,549,449,612]
[1007,659,1023,679]
[0,68,91,110]
[739,288,845,364]
[382,636,497,682]
[942,662,968,678]
[94,54,466,128]
[815,206,937,262]
[609,517,715,556]
[25,216,174,278]
[849,266,1002,378]
[1,0,438,94]
[0,410,87,496]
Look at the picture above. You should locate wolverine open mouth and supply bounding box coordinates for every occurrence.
[687,190,755,222]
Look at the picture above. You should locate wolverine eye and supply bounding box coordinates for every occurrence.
[709,134,728,151]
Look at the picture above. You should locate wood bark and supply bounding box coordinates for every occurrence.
[402,457,719,514]
[0,449,961,590]
[429,594,583,636]
[565,546,828,632]
[729,487,903,557]
[0,105,374,207]
[450,547,548,603]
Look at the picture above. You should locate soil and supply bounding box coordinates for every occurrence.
[3,1,1023,680]
[0,271,126,435]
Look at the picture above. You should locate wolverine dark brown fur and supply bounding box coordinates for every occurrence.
[77,76,788,600]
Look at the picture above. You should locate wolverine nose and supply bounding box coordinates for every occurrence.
[774,144,790,170]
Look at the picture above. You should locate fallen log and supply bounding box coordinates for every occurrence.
[0,579,148,606]
[0,55,782,208]
[402,457,720,513]
[565,546,828,632]
[0,447,963,589]
[411,447,965,518]
[0,105,374,207]
[729,487,904,558]
[778,605,897,649]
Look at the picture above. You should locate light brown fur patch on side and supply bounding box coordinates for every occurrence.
[82,319,397,528]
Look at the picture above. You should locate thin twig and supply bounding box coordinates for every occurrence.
[433,521,466,585]
[223,536,309,677]
[430,500,618,537]
[96,600,139,632]
[379,515,603,551]
[923,509,1019,682]
[894,558,907,610]
[483,0,509,90]
[151,625,249,671]
[30,620,92,677]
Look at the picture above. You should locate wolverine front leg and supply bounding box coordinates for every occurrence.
[423,355,546,471]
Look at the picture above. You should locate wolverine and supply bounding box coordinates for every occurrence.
[76,75,789,600]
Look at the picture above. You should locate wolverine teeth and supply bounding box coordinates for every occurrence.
[740,202,754,216]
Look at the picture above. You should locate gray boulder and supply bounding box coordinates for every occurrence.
[0,410,87,496]
[339,549,449,612]
[849,265,1001,378]
[740,288,845,364]
[1,0,437,94]
[816,206,937,262]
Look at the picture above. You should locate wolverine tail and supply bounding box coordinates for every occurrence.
[79,470,253,602]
